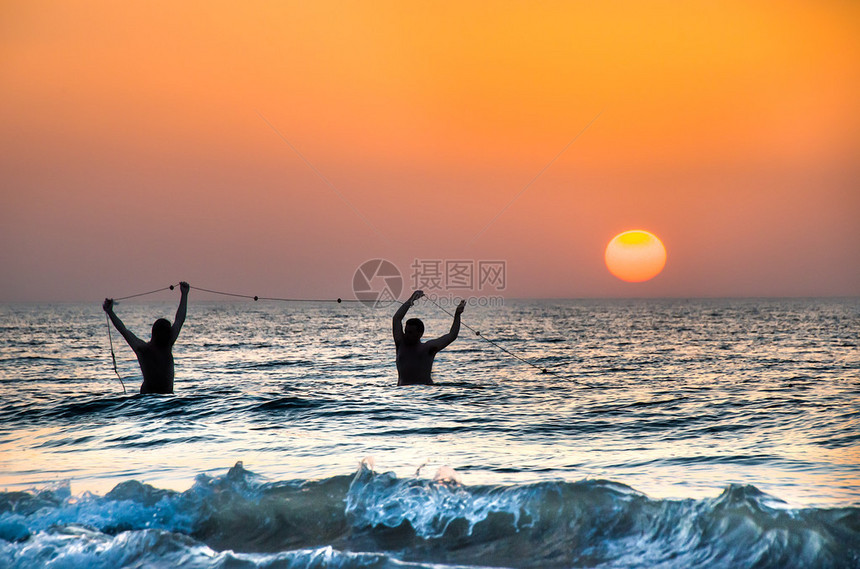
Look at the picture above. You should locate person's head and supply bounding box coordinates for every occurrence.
[404,318,424,344]
[151,318,172,348]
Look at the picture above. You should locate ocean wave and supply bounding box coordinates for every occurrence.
[253,396,329,413]
[0,528,487,569]
[239,359,317,370]
[1,462,858,568]
[0,393,227,428]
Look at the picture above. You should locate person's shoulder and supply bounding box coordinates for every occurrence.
[136,340,168,354]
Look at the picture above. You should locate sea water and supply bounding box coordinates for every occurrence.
[0,298,857,568]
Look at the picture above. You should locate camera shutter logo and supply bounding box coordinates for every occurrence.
[352,259,403,308]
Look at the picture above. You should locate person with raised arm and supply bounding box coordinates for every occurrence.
[393,290,466,385]
[103,281,189,394]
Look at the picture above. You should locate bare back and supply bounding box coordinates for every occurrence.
[133,342,175,394]
[396,341,439,385]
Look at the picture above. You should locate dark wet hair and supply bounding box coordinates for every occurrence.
[405,318,424,336]
[151,318,172,348]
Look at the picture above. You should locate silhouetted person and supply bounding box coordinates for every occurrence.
[393,290,466,385]
[103,281,189,394]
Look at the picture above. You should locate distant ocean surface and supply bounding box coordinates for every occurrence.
[1,298,858,568]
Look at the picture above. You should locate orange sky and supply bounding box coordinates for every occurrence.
[1,1,858,300]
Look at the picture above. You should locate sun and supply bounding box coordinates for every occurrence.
[605,230,667,283]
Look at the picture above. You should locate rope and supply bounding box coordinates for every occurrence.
[189,285,355,303]
[110,283,356,303]
[105,312,126,394]
[420,295,560,377]
[114,286,177,301]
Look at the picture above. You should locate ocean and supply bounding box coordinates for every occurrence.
[0,297,858,568]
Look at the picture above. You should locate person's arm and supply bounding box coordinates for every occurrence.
[171,281,189,344]
[393,290,423,345]
[103,298,145,350]
[425,300,466,353]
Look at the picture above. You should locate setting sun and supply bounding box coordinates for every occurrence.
[605,230,667,283]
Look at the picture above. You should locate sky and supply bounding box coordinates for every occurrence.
[1,1,858,301]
